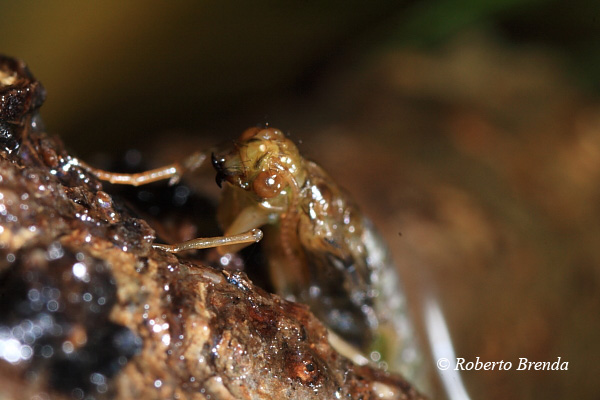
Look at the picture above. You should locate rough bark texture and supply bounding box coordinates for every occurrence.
[0,55,424,399]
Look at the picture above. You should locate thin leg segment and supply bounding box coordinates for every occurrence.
[217,204,271,255]
[78,152,207,186]
[152,228,263,253]
[78,151,263,254]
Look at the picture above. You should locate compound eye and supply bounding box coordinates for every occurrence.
[253,171,284,198]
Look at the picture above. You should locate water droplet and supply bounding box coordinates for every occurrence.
[62,341,74,354]
[47,300,59,312]
[90,372,106,385]
[72,262,89,281]
[370,351,381,362]
[41,344,53,358]
[1,338,23,363]
[27,288,40,302]
[71,388,84,400]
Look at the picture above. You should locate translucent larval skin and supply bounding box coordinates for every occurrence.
[214,127,421,380]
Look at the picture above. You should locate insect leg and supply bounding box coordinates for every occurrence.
[217,205,271,254]
[152,228,263,253]
[78,152,207,186]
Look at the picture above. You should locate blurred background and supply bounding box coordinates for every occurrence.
[1,1,598,398]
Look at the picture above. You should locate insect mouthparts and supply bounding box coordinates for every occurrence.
[215,171,226,188]
[212,152,227,188]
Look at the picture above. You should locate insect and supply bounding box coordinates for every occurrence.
[80,127,422,381]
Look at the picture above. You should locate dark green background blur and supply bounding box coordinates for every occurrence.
[2,1,599,152]
[2,1,598,399]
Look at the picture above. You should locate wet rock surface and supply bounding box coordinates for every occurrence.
[0,55,424,399]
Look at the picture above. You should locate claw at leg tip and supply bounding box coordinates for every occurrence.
[252,229,264,242]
